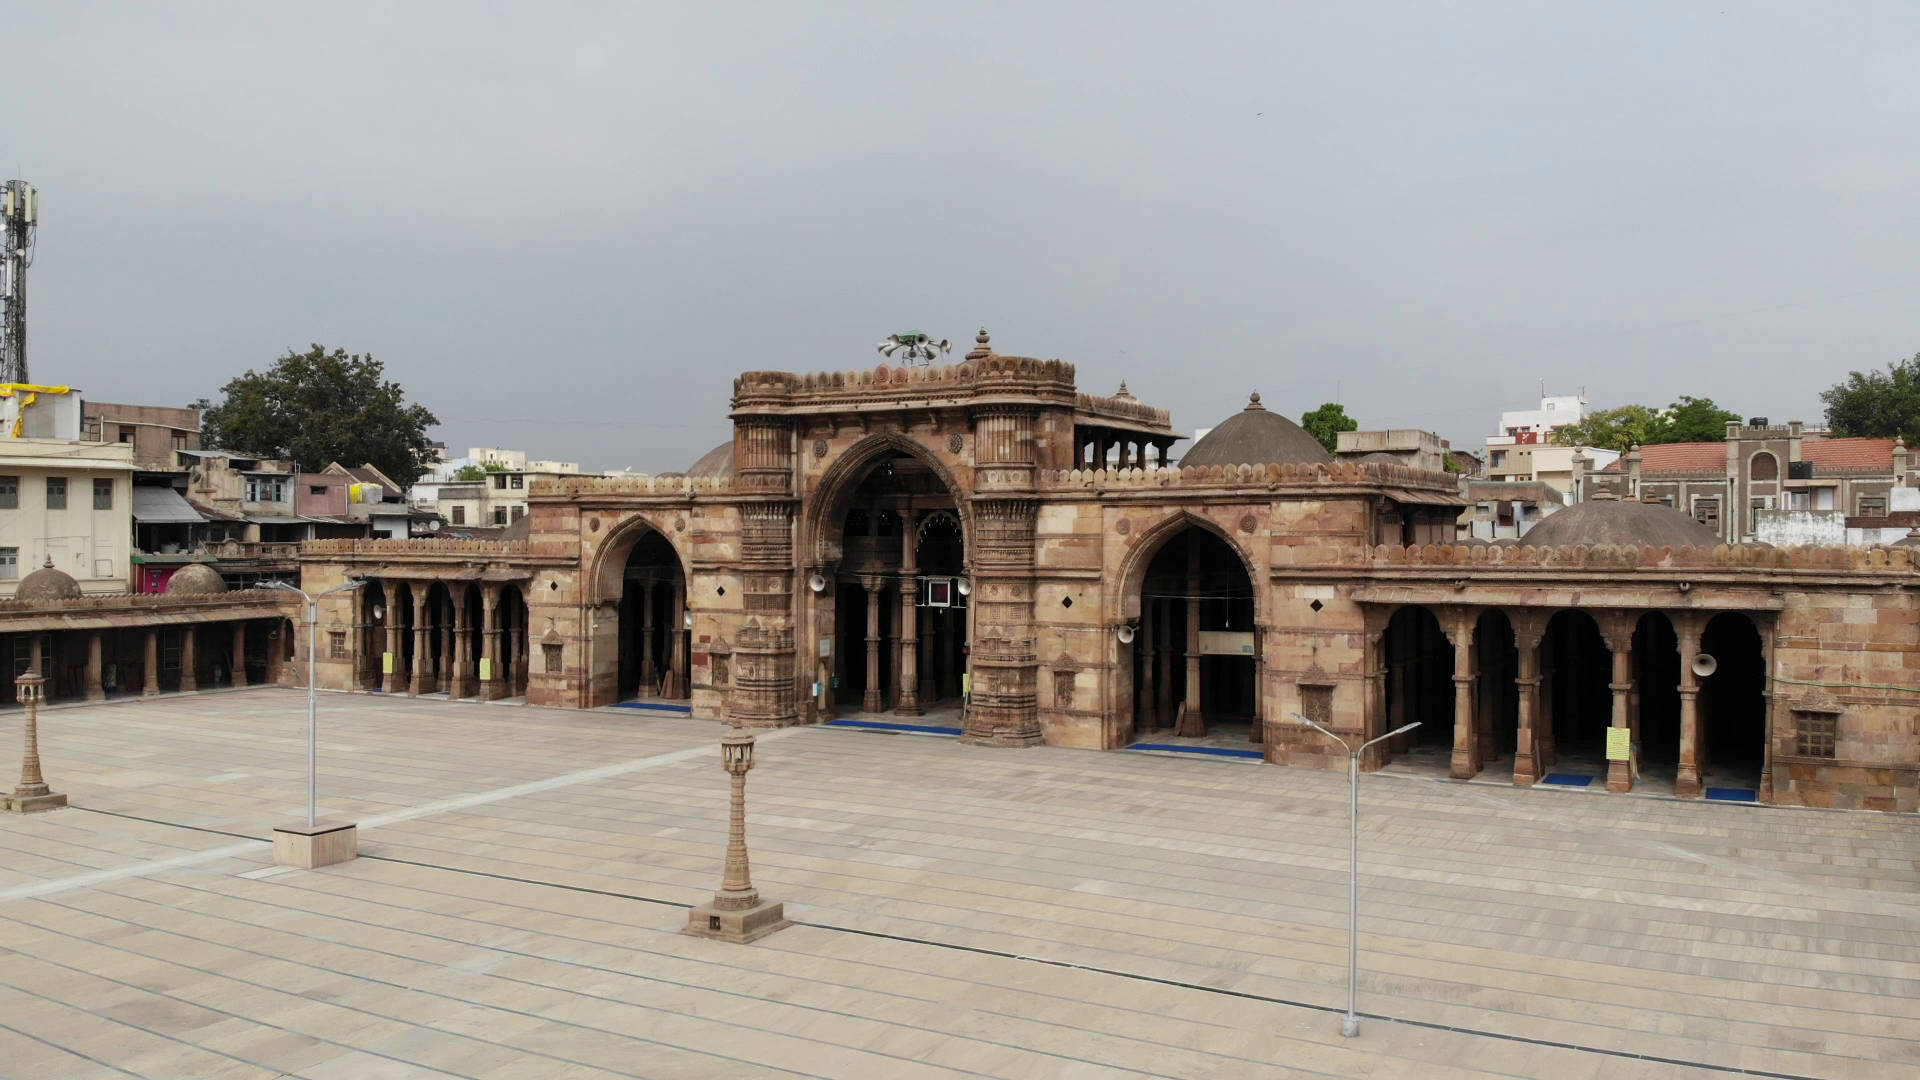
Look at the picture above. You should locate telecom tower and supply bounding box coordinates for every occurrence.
[1,180,38,384]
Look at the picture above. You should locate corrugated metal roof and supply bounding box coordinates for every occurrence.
[131,486,207,524]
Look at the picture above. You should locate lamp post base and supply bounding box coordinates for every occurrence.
[683,898,790,944]
[6,787,67,813]
[273,820,358,868]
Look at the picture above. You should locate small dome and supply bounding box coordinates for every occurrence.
[686,441,734,479]
[1355,452,1400,465]
[165,563,228,595]
[16,556,82,601]
[1519,495,1719,548]
[1181,392,1333,468]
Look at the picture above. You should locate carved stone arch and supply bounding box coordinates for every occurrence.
[586,510,693,607]
[1112,507,1263,627]
[805,431,974,569]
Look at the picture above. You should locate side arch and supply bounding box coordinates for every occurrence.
[1111,508,1264,628]
[586,511,694,608]
[804,432,974,569]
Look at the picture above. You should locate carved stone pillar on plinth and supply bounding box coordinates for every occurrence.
[668,580,688,700]
[231,622,248,688]
[179,627,198,692]
[409,586,430,696]
[383,583,403,693]
[861,576,885,712]
[638,581,656,690]
[1443,610,1479,780]
[1673,612,1705,798]
[143,629,160,696]
[963,497,1041,746]
[1177,537,1206,737]
[1511,614,1544,786]
[85,632,106,702]
[448,600,470,699]
[480,585,502,700]
[896,520,921,716]
[1602,614,1635,794]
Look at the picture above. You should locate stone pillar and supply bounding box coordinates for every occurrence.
[1476,629,1499,764]
[897,522,921,716]
[1445,611,1478,780]
[668,581,688,699]
[1603,615,1634,793]
[447,598,469,699]
[180,627,198,692]
[1156,594,1174,730]
[27,634,44,700]
[1138,597,1156,735]
[1674,613,1704,798]
[1512,615,1543,785]
[383,585,403,694]
[410,585,429,696]
[143,629,160,696]
[638,581,656,689]
[438,593,453,694]
[1360,623,1389,771]
[1178,538,1205,736]
[480,585,502,700]
[861,576,884,712]
[231,622,248,688]
[965,402,1042,746]
[85,632,106,702]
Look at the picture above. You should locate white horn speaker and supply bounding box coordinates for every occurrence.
[955,577,972,597]
[1691,653,1717,678]
[808,573,828,594]
[1116,624,1136,644]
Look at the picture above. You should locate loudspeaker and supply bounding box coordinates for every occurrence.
[808,573,828,594]
[955,577,972,597]
[1691,653,1717,678]
[1116,625,1136,644]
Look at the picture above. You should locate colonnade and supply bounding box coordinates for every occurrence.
[623,576,689,699]
[1076,430,1176,470]
[3,620,282,703]
[362,579,529,701]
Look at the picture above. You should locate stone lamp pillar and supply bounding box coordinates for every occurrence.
[685,726,789,944]
[8,673,67,813]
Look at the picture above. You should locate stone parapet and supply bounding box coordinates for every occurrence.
[301,538,529,556]
[1039,459,1460,491]
[0,589,294,614]
[1073,391,1172,429]
[731,355,1079,412]
[1368,541,1917,572]
[533,474,731,497]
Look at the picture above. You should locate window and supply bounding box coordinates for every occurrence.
[1750,452,1778,481]
[543,642,564,673]
[245,477,287,503]
[93,478,113,509]
[451,505,465,524]
[328,631,348,660]
[0,475,15,509]
[1749,496,1773,531]
[511,505,525,522]
[83,417,102,442]
[1788,491,1809,511]
[45,477,66,509]
[1691,495,1720,530]
[1796,711,1838,759]
[492,507,507,525]
[493,474,507,489]
[509,474,523,489]
[1490,451,1506,468]
[1859,495,1887,517]
[118,425,136,444]
[171,431,188,451]
[0,548,15,580]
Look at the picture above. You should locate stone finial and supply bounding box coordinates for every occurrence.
[964,327,993,361]
[1245,391,1265,411]
[40,555,52,569]
[1114,380,1135,400]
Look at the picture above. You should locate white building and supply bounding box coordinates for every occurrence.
[412,447,590,527]
[1,384,136,596]
[1483,391,1618,501]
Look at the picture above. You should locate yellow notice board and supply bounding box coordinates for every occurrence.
[1605,726,1632,762]
[479,658,493,681]
[381,651,394,675]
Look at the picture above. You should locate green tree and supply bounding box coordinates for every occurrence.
[1653,395,1741,443]
[1300,402,1357,453]
[199,345,440,486]
[453,464,488,482]
[1821,353,1920,446]
[1550,396,1742,452]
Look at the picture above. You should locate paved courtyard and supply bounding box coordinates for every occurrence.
[0,689,1915,1079]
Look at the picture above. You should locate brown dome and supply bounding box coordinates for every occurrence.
[17,556,83,601]
[686,441,734,479]
[1182,393,1333,468]
[1520,496,1719,548]
[165,563,228,595]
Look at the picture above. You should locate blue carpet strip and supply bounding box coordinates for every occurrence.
[1706,787,1758,802]
[612,701,693,714]
[1541,773,1595,787]
[1126,743,1265,760]
[826,719,963,736]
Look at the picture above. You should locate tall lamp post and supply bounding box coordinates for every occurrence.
[1293,712,1419,1038]
[267,577,366,868]
[685,723,790,944]
[8,672,66,812]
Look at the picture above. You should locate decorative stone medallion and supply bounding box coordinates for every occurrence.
[589,517,601,532]
[948,433,964,454]
[1115,518,1131,535]
[812,438,828,459]
[673,516,686,532]
[1239,514,1258,533]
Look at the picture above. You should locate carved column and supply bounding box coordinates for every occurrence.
[231,622,248,688]
[896,520,921,716]
[84,632,106,702]
[1602,614,1635,793]
[668,579,688,699]
[1178,536,1206,736]
[1444,610,1479,780]
[1138,596,1156,735]
[178,627,198,692]
[861,576,884,712]
[409,584,430,696]
[384,583,403,694]
[966,401,1041,745]
[480,585,501,700]
[448,596,470,699]
[143,629,160,696]
[728,416,799,727]
[638,581,655,689]
[1511,614,1544,785]
[438,592,454,694]
[1360,619,1390,771]
[1674,612,1705,798]
[1156,592,1173,729]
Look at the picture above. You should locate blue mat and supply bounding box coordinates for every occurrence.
[826,719,963,736]
[1127,743,1265,760]
[613,700,693,714]
[1541,773,1595,787]
[1705,787,1757,802]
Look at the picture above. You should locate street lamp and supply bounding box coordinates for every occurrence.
[1292,712,1419,1038]
[268,578,367,828]
[8,672,65,812]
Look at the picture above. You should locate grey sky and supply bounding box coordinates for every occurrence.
[13,3,1920,470]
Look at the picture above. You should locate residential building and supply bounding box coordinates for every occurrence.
[79,400,200,469]
[0,434,135,597]
[412,448,590,527]
[1456,480,1564,540]
[1335,428,1456,474]
[1579,419,1914,545]
[1483,391,1618,499]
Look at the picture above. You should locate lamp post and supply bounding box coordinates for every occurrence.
[8,672,65,812]
[1292,712,1419,1038]
[267,578,367,828]
[685,723,790,943]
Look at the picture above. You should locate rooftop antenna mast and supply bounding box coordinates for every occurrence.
[877,331,951,368]
[1,180,37,384]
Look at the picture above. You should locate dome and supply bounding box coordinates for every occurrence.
[1519,495,1719,548]
[164,563,228,596]
[686,441,734,480]
[17,556,83,601]
[1181,393,1333,468]
[1355,452,1401,465]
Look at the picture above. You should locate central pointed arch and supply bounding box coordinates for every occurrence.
[805,432,974,570]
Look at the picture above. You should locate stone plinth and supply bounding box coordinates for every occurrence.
[6,788,68,813]
[684,897,790,944]
[273,820,358,868]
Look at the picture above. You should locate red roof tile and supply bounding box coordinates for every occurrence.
[1600,442,1724,473]
[1801,437,1895,470]
[1599,436,1895,474]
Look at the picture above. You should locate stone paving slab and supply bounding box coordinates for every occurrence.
[0,688,1914,1078]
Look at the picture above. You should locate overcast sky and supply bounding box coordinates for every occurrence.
[12,3,1920,470]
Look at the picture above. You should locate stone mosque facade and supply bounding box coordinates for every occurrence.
[299,332,1920,813]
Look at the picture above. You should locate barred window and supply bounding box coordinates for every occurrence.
[1300,684,1334,728]
[1796,712,1837,759]
[328,631,348,660]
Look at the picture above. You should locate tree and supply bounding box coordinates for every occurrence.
[199,345,440,486]
[1550,396,1741,452]
[1822,353,1920,446]
[1300,402,1357,453]
[453,464,488,482]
